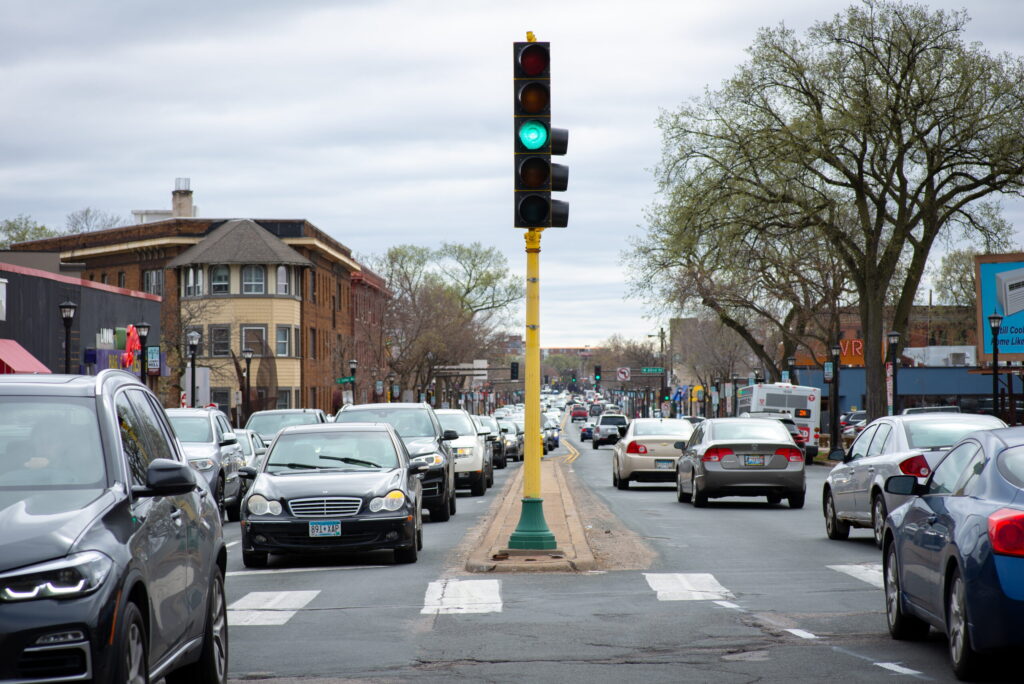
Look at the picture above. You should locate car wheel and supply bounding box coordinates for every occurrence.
[487,465,494,488]
[592,439,599,450]
[612,466,619,488]
[167,571,228,684]
[470,473,486,496]
[692,474,708,508]
[394,544,418,564]
[449,488,457,514]
[115,601,148,684]
[767,494,782,505]
[430,502,451,522]
[242,550,268,568]
[872,493,888,549]
[884,542,929,640]
[416,527,423,551]
[225,496,241,522]
[788,492,805,509]
[948,567,981,679]
[616,470,629,490]
[824,490,850,540]
[214,476,226,516]
[676,472,691,503]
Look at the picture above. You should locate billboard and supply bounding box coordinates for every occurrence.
[975,253,1024,362]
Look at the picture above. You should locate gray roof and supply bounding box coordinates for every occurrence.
[167,219,312,268]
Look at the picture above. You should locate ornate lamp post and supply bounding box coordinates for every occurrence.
[187,330,201,408]
[136,321,150,385]
[887,331,901,415]
[786,356,798,385]
[242,347,254,425]
[830,342,842,450]
[58,300,77,374]
[348,359,358,405]
[989,311,1004,420]
[371,368,379,400]
[387,371,396,403]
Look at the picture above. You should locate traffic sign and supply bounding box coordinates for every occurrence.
[336,375,355,384]
[616,367,630,381]
[641,367,664,374]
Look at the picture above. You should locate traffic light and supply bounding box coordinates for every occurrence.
[511,361,520,380]
[594,365,601,381]
[513,38,568,228]
[571,372,577,383]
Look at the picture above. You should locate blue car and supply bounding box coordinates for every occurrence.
[882,426,1024,679]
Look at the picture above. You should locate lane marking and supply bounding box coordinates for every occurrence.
[422,579,502,615]
[227,565,387,577]
[787,629,819,639]
[828,563,884,588]
[644,573,735,601]
[875,663,923,675]
[228,590,319,626]
[562,440,580,464]
[714,600,742,610]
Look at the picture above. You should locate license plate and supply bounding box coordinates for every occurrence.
[655,459,673,470]
[744,455,764,466]
[308,521,341,537]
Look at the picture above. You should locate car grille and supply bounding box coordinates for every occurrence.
[288,497,362,517]
[16,642,90,680]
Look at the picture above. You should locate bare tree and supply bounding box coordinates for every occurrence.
[65,208,128,234]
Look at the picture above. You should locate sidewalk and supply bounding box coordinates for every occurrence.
[465,455,596,573]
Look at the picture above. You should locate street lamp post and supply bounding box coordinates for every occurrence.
[371,368,379,400]
[58,300,77,374]
[387,371,396,403]
[349,359,358,405]
[242,348,254,425]
[830,343,842,451]
[786,356,797,385]
[136,321,151,385]
[187,330,201,408]
[989,311,1004,420]
[887,331,901,416]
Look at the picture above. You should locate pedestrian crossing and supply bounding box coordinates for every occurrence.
[228,562,884,626]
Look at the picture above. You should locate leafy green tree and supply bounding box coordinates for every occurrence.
[0,215,59,249]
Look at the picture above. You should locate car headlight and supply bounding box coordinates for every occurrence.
[369,490,406,512]
[188,457,216,471]
[452,447,474,458]
[247,494,283,516]
[0,551,113,603]
[411,453,445,467]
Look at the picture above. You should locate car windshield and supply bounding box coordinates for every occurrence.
[0,397,106,492]
[334,408,435,438]
[438,412,476,436]
[499,421,516,433]
[264,431,399,473]
[544,419,560,429]
[904,418,1004,450]
[713,421,790,441]
[633,419,693,438]
[247,412,320,435]
[167,415,213,443]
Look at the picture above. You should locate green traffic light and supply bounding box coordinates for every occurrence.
[518,120,548,150]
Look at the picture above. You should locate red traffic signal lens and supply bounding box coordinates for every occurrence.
[518,44,549,76]
[518,157,550,188]
[517,82,549,114]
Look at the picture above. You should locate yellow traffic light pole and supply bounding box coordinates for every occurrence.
[507,226,557,549]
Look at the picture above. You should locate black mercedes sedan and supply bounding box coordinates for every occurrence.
[238,422,427,566]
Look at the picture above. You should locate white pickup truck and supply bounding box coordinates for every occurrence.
[592,414,628,448]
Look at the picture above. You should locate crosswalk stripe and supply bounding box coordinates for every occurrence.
[422,579,502,615]
[644,573,734,601]
[828,563,884,588]
[228,590,320,626]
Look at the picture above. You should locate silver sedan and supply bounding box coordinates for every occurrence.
[612,418,694,490]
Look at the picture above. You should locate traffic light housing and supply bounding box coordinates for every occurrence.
[511,361,520,380]
[571,372,577,383]
[594,365,601,382]
[513,39,568,228]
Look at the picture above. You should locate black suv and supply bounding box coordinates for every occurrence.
[0,371,228,683]
[334,403,458,521]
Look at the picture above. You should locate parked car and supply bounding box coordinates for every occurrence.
[239,422,426,566]
[676,417,806,508]
[498,419,524,461]
[436,408,492,496]
[592,413,629,448]
[824,413,1006,548]
[612,418,695,490]
[882,426,1024,679]
[334,403,457,521]
[0,370,227,683]
[839,410,867,431]
[474,414,507,469]
[842,418,867,439]
[244,407,328,444]
[166,406,245,520]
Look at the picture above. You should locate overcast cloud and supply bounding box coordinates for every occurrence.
[2,0,1022,346]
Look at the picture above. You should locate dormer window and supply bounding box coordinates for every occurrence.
[242,265,266,294]
[183,266,204,296]
[277,265,290,295]
[210,265,229,294]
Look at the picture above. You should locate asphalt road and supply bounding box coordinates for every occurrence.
[221,422,1016,683]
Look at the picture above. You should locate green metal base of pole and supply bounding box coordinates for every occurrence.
[506,497,558,550]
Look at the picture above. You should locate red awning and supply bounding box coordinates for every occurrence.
[0,339,51,374]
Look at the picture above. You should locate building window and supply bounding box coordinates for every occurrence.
[309,386,317,408]
[100,273,109,285]
[210,325,231,357]
[242,265,266,294]
[210,265,230,294]
[309,328,317,359]
[241,326,268,357]
[310,271,317,302]
[276,326,290,357]
[276,388,292,409]
[277,265,290,295]
[211,388,230,415]
[183,266,204,297]
[143,269,164,296]
[118,272,126,288]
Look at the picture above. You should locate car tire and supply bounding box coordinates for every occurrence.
[871,493,888,550]
[592,439,599,450]
[115,601,148,684]
[430,502,451,522]
[824,490,850,540]
[676,472,691,503]
[884,542,929,640]
[242,550,268,568]
[767,494,782,505]
[616,469,629,490]
[214,475,226,516]
[394,544,418,564]
[948,567,981,679]
[612,467,619,488]
[225,497,241,522]
[788,492,805,509]
[470,474,486,496]
[692,474,708,508]
[167,571,228,684]
[449,488,457,514]
[416,527,423,551]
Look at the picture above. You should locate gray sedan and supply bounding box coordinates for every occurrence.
[676,418,806,508]
[823,412,1005,547]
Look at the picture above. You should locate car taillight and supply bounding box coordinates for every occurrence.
[898,454,930,478]
[988,508,1024,557]
[775,447,803,462]
[702,447,734,462]
[626,441,647,454]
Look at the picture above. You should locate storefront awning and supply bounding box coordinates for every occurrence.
[0,339,51,374]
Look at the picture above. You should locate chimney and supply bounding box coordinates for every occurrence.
[171,177,194,218]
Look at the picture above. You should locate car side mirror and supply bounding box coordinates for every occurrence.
[673,441,687,450]
[885,474,925,496]
[238,466,259,480]
[132,458,197,497]
[828,448,847,463]
[442,429,459,441]
[220,432,238,446]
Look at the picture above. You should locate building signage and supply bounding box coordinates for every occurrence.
[975,253,1024,361]
[146,345,161,375]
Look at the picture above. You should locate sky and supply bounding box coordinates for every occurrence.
[2,0,1022,347]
